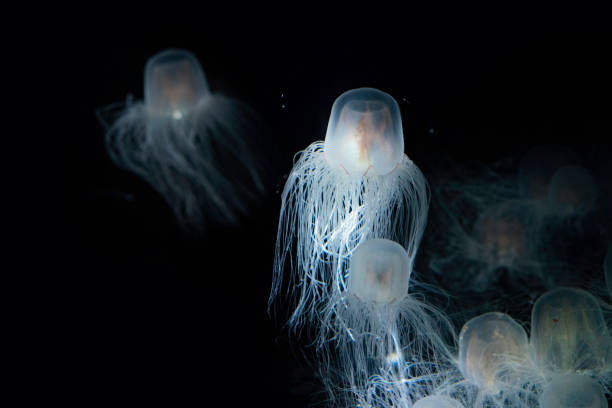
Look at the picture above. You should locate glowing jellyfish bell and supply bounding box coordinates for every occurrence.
[539,374,607,408]
[144,49,210,118]
[413,396,465,408]
[531,287,611,374]
[324,88,403,176]
[458,312,529,393]
[347,238,410,303]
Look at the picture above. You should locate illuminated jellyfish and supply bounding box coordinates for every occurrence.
[546,165,598,218]
[320,239,452,405]
[457,312,530,395]
[413,395,465,408]
[101,49,264,229]
[539,374,607,408]
[271,88,429,329]
[606,245,612,300]
[530,287,611,374]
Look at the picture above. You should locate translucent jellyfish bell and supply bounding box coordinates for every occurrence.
[547,165,598,217]
[531,287,611,373]
[324,88,404,176]
[539,374,607,408]
[347,239,410,303]
[413,396,465,408]
[144,49,210,118]
[458,312,529,393]
[517,145,578,201]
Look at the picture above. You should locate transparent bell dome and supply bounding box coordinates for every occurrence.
[144,49,210,118]
[539,374,606,408]
[458,312,529,392]
[413,396,465,408]
[347,239,410,303]
[531,287,611,373]
[324,88,404,177]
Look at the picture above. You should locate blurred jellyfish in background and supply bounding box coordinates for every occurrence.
[539,374,607,408]
[546,165,598,219]
[99,49,265,230]
[530,287,611,375]
[453,312,532,406]
[413,395,465,408]
[271,88,429,331]
[319,239,453,406]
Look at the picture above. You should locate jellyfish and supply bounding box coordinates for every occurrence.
[606,245,612,300]
[319,239,452,405]
[539,374,607,408]
[271,88,429,330]
[100,49,264,230]
[546,165,598,218]
[530,287,611,374]
[457,312,530,395]
[517,144,578,203]
[413,395,465,408]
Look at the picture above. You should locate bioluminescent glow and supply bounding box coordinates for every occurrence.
[530,287,611,374]
[271,88,429,331]
[101,49,264,229]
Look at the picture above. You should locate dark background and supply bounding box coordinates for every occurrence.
[39,12,611,406]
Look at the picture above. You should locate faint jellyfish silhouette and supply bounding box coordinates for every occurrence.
[539,374,607,408]
[517,144,578,202]
[547,165,598,218]
[100,49,265,230]
[271,88,429,330]
[320,239,452,406]
[530,287,611,374]
[458,312,529,394]
[413,395,465,408]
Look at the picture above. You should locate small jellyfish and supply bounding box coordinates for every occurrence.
[605,245,612,300]
[271,88,429,330]
[320,239,451,403]
[530,287,611,374]
[517,144,578,202]
[539,374,607,408]
[413,395,465,408]
[547,165,598,218]
[100,49,264,230]
[458,312,529,394]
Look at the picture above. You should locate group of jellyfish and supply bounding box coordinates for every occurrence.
[101,48,612,407]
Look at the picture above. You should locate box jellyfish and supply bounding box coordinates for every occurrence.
[458,312,529,394]
[413,396,465,408]
[539,374,607,408]
[531,287,611,374]
[320,239,452,403]
[271,88,429,330]
[546,165,598,218]
[101,49,264,229]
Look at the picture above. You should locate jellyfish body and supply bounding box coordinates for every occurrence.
[413,395,465,408]
[458,312,529,394]
[102,49,264,229]
[546,165,598,218]
[530,287,611,374]
[319,239,451,405]
[539,374,606,408]
[271,88,429,330]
